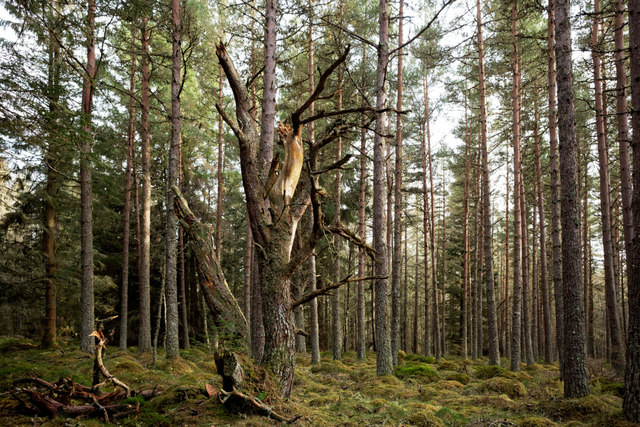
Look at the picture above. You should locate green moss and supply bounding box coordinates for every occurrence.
[538,394,621,421]
[446,372,471,385]
[474,365,509,379]
[395,363,440,382]
[593,377,625,397]
[518,416,557,426]
[407,409,445,426]
[436,380,465,390]
[406,353,437,364]
[310,360,352,374]
[437,359,460,371]
[435,406,469,425]
[121,396,170,427]
[476,377,527,398]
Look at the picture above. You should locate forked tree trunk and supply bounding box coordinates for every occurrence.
[555,0,590,397]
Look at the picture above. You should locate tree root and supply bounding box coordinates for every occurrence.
[218,388,301,424]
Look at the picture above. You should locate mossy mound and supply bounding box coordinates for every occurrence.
[407,409,445,426]
[150,386,203,409]
[446,372,471,385]
[419,385,463,403]
[395,363,440,382]
[593,377,625,397]
[525,363,545,373]
[474,365,510,379]
[437,359,460,371]
[111,358,146,375]
[436,380,465,390]
[155,358,199,374]
[406,353,437,364]
[310,360,352,375]
[475,377,527,398]
[450,394,522,413]
[434,406,470,425]
[518,415,557,426]
[538,394,621,421]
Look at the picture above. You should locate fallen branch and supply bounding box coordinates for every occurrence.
[291,274,385,309]
[90,328,130,397]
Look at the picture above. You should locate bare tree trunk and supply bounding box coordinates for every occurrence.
[80,0,96,354]
[216,69,224,262]
[547,0,564,370]
[414,237,419,353]
[357,74,367,360]
[138,15,152,353]
[521,184,533,365]
[462,96,470,360]
[624,0,640,419]
[164,0,182,360]
[441,168,447,356]
[422,73,431,356]
[472,164,480,359]
[308,1,320,364]
[428,100,439,360]
[178,151,189,349]
[120,23,136,351]
[510,1,523,372]
[533,92,553,363]
[373,0,392,375]
[477,0,499,365]
[615,0,634,304]
[591,0,625,373]
[333,44,344,362]
[555,0,590,396]
[244,225,252,327]
[504,149,510,360]
[391,0,405,366]
[42,3,61,349]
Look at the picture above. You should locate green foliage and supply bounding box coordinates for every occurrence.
[395,362,440,382]
[407,409,445,426]
[435,406,470,425]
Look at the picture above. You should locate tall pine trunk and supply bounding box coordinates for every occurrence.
[79,0,96,354]
[510,1,523,372]
[591,0,625,373]
[477,0,499,366]
[422,73,431,356]
[138,15,152,353]
[164,0,182,360]
[623,0,640,419]
[555,0,590,397]
[373,0,393,375]
[391,0,405,366]
[120,23,137,351]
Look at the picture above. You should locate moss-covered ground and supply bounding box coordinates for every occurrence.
[0,337,636,426]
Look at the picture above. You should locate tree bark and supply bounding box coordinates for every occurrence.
[422,73,431,357]
[533,91,553,363]
[80,0,96,354]
[624,0,640,420]
[42,2,61,349]
[591,0,625,373]
[138,15,152,353]
[462,95,470,360]
[333,42,344,362]
[477,0,499,366]
[357,48,367,361]
[216,69,224,262]
[164,0,182,360]
[120,23,136,351]
[547,0,564,371]
[510,1,523,372]
[373,0,393,375]
[555,0,590,396]
[392,0,405,366]
[308,1,320,364]
[521,180,533,364]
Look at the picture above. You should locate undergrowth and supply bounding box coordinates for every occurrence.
[0,338,629,426]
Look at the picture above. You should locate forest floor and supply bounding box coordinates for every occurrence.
[0,337,636,426]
